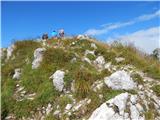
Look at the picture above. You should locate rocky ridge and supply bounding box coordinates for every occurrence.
[1,37,160,120]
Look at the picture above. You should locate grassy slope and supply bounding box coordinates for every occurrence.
[1,38,160,119]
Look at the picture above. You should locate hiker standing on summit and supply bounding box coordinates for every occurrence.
[59,29,64,38]
[51,30,58,39]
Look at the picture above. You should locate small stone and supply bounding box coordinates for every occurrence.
[13,68,21,80]
[84,50,95,56]
[71,57,77,63]
[17,86,24,92]
[130,95,137,105]
[138,85,143,90]
[82,57,91,64]
[21,90,26,94]
[104,62,112,71]
[71,80,75,92]
[65,104,72,110]
[91,43,97,49]
[99,94,103,99]
[53,110,60,115]
[136,103,144,113]
[87,99,91,104]
[115,57,125,63]
[46,103,53,115]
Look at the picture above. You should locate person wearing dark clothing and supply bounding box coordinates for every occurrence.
[59,29,64,38]
[42,33,48,40]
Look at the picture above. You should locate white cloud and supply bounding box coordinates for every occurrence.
[106,26,160,54]
[136,10,160,21]
[85,10,160,36]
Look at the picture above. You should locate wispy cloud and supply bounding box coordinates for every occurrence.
[106,26,160,54]
[85,10,160,36]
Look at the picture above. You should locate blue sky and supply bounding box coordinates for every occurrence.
[1,1,160,52]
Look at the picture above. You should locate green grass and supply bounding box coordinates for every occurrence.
[112,42,160,80]
[74,69,92,99]
[151,85,160,96]
[41,48,74,73]
[86,54,96,61]
[64,73,74,91]
[145,110,154,120]
[102,86,124,101]
[3,63,59,118]
[131,73,144,84]
[2,38,160,119]
[145,102,156,120]
[1,78,16,119]
[56,95,73,110]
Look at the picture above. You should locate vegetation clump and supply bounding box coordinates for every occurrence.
[152,85,160,96]
[131,73,144,84]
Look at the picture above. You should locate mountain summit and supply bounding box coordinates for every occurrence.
[1,37,160,120]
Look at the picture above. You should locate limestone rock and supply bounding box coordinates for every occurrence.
[46,103,53,115]
[104,70,137,90]
[104,62,112,72]
[84,50,95,56]
[89,93,129,120]
[115,57,125,63]
[13,68,21,80]
[130,95,138,105]
[65,104,73,110]
[32,48,46,69]
[130,103,140,120]
[71,57,77,63]
[91,80,104,92]
[82,57,91,64]
[94,56,105,69]
[7,44,15,60]
[91,43,97,49]
[50,70,65,92]
[77,35,89,40]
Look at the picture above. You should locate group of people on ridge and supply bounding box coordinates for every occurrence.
[42,29,64,40]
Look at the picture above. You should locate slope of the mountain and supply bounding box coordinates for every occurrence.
[1,37,160,120]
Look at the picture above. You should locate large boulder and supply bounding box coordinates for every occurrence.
[32,48,46,69]
[89,93,128,120]
[104,70,137,90]
[50,70,65,92]
[13,68,21,80]
[7,44,15,60]
[89,93,145,120]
